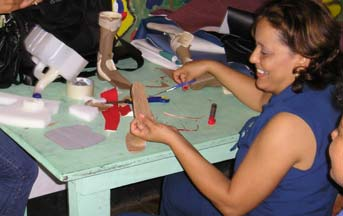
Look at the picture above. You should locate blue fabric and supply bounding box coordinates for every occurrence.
[145,33,228,64]
[117,213,153,216]
[117,172,221,216]
[338,210,343,216]
[0,129,38,216]
[193,30,224,47]
[235,85,340,215]
[159,172,221,216]
[135,16,228,64]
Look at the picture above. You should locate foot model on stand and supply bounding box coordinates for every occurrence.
[147,22,221,89]
[97,11,131,89]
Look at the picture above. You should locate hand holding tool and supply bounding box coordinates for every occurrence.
[153,79,196,96]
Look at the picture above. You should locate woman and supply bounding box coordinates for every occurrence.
[123,0,342,215]
[0,1,41,215]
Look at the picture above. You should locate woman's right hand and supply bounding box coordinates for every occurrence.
[173,60,212,84]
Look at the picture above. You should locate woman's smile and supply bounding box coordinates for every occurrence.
[256,68,268,78]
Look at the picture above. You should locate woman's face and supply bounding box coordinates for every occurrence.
[249,18,307,94]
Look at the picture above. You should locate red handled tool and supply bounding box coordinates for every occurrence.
[208,103,217,126]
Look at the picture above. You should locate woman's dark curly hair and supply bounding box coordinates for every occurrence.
[253,0,343,107]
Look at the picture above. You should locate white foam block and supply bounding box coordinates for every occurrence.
[69,104,99,122]
[0,100,51,128]
[0,92,60,128]
[0,92,60,114]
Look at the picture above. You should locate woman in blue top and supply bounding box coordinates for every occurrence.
[122,0,343,215]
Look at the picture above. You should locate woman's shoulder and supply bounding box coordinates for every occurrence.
[287,85,337,110]
[274,86,340,139]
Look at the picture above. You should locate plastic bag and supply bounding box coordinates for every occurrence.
[0,14,24,88]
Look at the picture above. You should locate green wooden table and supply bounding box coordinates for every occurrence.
[1,60,256,216]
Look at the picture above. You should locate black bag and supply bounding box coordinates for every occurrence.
[0,14,30,88]
[19,0,112,66]
[0,0,143,88]
[219,7,255,69]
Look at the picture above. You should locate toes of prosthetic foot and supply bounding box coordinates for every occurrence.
[170,31,194,51]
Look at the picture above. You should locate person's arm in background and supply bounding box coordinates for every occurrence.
[329,116,343,186]
[329,117,343,216]
[0,0,42,13]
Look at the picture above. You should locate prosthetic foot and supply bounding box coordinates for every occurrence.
[170,31,193,64]
[97,11,131,89]
[148,23,221,89]
[147,23,193,64]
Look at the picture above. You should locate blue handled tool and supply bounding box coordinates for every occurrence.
[146,96,170,103]
[107,96,170,104]
[153,79,196,96]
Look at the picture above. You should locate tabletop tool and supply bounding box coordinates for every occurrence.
[153,79,196,96]
[208,103,217,126]
[107,96,170,104]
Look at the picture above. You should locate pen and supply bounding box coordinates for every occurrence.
[153,79,196,96]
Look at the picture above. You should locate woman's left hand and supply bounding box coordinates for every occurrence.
[130,114,182,145]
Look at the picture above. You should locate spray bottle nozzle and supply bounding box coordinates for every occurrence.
[32,68,60,98]
[32,93,42,99]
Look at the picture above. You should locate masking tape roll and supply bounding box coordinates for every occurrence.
[66,77,94,100]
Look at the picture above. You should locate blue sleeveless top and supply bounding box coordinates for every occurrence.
[234,85,340,216]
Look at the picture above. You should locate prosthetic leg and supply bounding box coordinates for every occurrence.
[97,11,131,89]
[147,23,221,89]
[147,23,193,64]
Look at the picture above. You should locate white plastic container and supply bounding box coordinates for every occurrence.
[24,25,88,97]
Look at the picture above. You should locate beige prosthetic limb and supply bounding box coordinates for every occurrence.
[147,23,193,64]
[98,11,131,89]
[147,23,221,89]
[170,32,194,64]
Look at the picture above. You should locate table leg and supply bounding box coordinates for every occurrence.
[68,181,111,216]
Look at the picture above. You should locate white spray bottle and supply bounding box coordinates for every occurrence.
[24,25,88,98]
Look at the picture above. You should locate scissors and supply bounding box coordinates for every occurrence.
[153,79,196,96]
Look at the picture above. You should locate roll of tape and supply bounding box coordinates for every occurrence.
[66,77,94,100]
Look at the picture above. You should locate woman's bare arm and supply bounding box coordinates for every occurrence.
[173,60,271,112]
[148,112,315,215]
